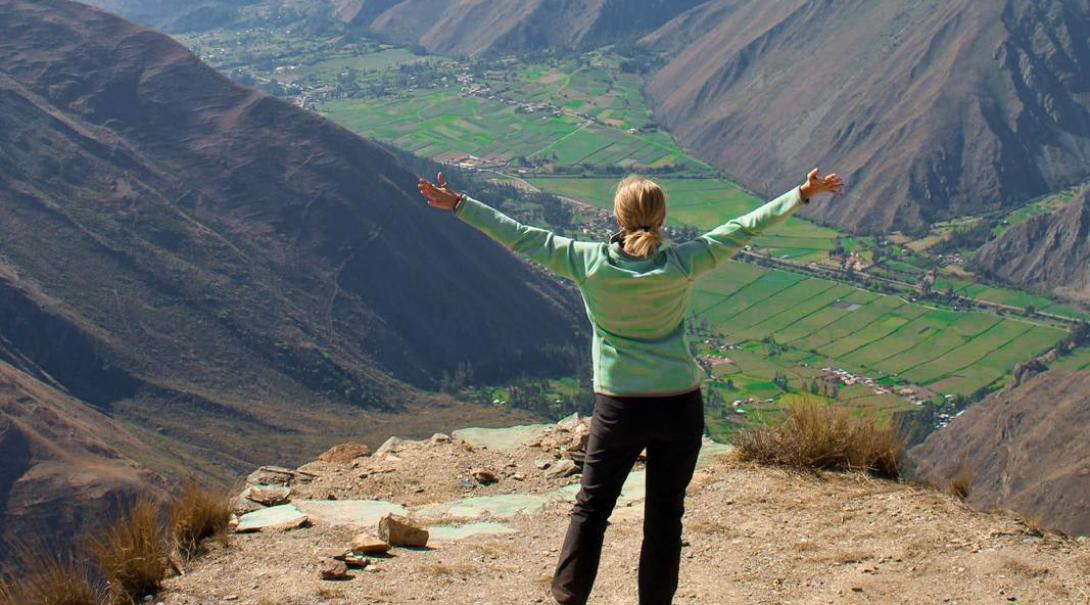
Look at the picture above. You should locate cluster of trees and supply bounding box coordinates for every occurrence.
[807,378,840,399]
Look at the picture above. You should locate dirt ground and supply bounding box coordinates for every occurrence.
[161,424,1090,605]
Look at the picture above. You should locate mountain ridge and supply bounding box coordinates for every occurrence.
[0,0,580,556]
[910,370,1090,538]
[972,187,1090,305]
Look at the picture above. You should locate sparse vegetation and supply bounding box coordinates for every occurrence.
[733,400,905,478]
[90,498,167,605]
[169,480,232,561]
[0,545,103,605]
[3,484,233,605]
[947,468,973,501]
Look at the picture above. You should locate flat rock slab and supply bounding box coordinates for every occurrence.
[452,424,552,451]
[697,439,733,467]
[416,494,554,519]
[428,522,517,541]
[295,500,407,528]
[236,504,308,532]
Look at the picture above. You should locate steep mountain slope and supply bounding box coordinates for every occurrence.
[362,0,705,56]
[972,187,1090,305]
[0,359,166,556]
[0,0,582,476]
[644,0,1090,233]
[910,370,1090,537]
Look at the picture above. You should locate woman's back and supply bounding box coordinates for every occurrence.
[446,184,808,396]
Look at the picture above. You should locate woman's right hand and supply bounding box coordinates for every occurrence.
[799,168,844,202]
[418,172,463,211]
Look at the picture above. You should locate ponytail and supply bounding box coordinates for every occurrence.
[613,176,667,258]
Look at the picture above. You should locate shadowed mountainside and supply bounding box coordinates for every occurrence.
[972,187,1090,305]
[643,0,1090,234]
[910,370,1090,537]
[0,0,582,552]
[0,360,167,558]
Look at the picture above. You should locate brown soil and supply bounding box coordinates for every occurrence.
[164,427,1090,605]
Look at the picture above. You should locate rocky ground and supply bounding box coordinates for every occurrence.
[160,417,1090,605]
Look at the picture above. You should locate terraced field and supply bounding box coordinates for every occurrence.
[692,263,1067,400]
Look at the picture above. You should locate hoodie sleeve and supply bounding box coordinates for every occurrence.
[673,187,807,280]
[454,195,598,283]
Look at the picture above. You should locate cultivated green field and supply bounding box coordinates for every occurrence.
[690,262,1067,400]
[529,177,840,262]
[321,91,703,172]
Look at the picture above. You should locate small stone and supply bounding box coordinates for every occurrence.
[318,558,349,580]
[378,514,429,548]
[546,459,579,478]
[247,484,291,506]
[318,442,372,464]
[557,413,581,431]
[374,436,403,457]
[430,433,451,444]
[513,473,525,481]
[230,493,264,515]
[223,596,239,602]
[351,533,391,555]
[246,467,294,486]
[535,459,551,470]
[471,468,499,485]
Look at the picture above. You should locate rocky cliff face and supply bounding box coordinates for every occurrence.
[972,187,1090,305]
[644,0,1090,233]
[910,370,1090,537]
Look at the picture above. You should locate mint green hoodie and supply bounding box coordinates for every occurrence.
[454,187,808,396]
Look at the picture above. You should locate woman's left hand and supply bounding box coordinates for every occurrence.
[418,172,462,211]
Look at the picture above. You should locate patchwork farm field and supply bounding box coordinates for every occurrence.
[529,177,840,262]
[321,91,701,172]
[690,262,1067,400]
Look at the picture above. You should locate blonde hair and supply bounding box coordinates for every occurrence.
[613,175,666,258]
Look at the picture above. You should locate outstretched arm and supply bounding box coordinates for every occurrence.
[418,173,594,283]
[675,169,843,279]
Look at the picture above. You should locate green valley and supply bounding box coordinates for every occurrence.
[174,23,1090,439]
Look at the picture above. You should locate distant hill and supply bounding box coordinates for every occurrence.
[352,0,1090,234]
[0,0,581,551]
[972,187,1090,306]
[909,370,1090,537]
[364,0,705,56]
[644,0,1090,234]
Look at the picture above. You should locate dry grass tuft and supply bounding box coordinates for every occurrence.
[315,586,345,600]
[89,498,167,605]
[168,480,231,561]
[733,400,905,478]
[947,468,972,501]
[0,545,104,605]
[1021,515,1045,537]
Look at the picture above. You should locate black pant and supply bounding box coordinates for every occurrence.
[551,388,704,605]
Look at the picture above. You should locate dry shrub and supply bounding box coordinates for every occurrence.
[0,544,104,605]
[1021,515,1045,537]
[168,480,231,560]
[947,468,972,501]
[733,400,905,478]
[89,498,166,605]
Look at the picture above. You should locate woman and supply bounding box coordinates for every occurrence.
[418,169,843,605]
